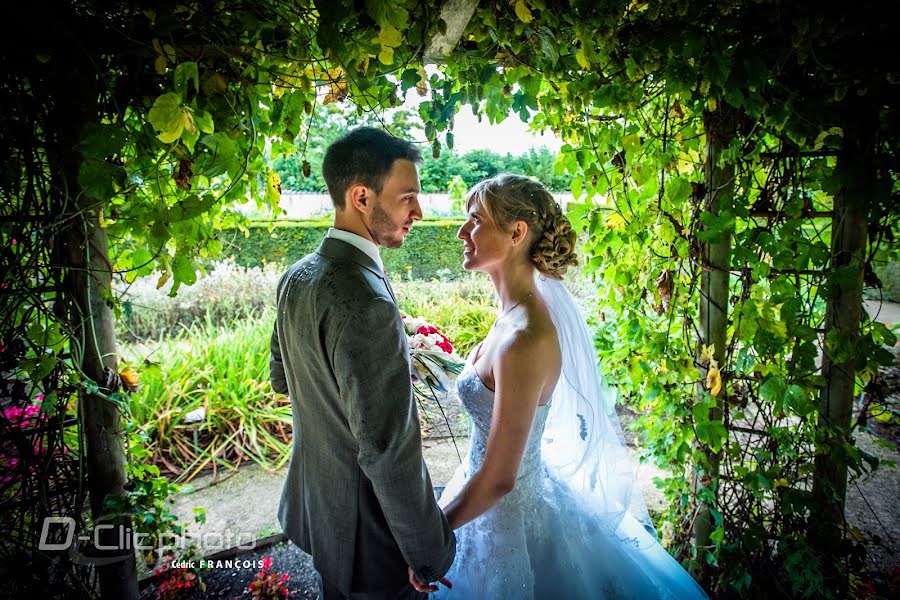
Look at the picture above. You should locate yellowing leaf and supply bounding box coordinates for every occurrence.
[148,93,185,143]
[376,25,403,48]
[156,270,170,289]
[202,72,227,96]
[266,170,282,204]
[323,79,349,104]
[575,47,589,69]
[606,212,625,230]
[706,365,722,397]
[699,343,716,366]
[774,478,789,490]
[513,0,533,23]
[378,46,395,65]
[812,126,844,151]
[181,107,196,136]
[154,55,168,75]
[119,363,140,392]
[415,65,428,97]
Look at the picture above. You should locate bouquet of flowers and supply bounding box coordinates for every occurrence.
[402,315,464,397]
[402,315,465,461]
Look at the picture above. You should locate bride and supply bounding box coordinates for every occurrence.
[409,174,708,599]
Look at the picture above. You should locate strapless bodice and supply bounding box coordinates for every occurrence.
[455,359,550,484]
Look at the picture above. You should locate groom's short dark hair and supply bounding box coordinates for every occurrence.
[322,127,423,209]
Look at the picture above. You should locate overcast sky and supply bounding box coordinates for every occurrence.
[399,77,564,155]
[449,105,563,155]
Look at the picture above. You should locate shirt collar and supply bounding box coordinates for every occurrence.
[326,227,384,272]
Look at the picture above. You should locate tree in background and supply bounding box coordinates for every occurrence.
[272,101,574,195]
[272,102,418,193]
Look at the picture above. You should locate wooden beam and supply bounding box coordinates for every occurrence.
[424,0,479,63]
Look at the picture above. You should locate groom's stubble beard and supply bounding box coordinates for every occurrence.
[369,198,405,249]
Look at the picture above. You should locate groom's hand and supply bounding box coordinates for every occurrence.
[407,566,452,593]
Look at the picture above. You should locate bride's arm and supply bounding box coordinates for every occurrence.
[442,331,552,530]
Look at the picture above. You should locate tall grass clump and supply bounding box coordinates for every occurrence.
[123,309,291,483]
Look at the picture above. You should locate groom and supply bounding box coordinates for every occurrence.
[270,127,456,599]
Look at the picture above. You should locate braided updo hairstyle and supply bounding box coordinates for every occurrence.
[466,173,578,279]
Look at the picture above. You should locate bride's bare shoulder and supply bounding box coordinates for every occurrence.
[499,307,560,366]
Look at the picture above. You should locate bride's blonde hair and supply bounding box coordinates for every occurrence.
[466,173,578,280]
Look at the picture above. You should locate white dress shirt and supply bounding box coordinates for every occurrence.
[326,227,385,273]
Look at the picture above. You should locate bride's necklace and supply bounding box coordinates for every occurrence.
[494,291,535,324]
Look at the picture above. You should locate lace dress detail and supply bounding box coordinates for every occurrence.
[432,357,708,600]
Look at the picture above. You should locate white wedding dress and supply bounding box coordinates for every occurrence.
[432,276,709,600]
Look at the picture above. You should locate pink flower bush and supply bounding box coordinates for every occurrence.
[247,555,291,598]
[0,402,47,486]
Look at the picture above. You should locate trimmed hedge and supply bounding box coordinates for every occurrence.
[217,219,467,279]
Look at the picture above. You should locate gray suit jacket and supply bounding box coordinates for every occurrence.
[270,237,455,597]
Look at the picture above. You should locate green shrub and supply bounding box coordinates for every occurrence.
[872,261,900,303]
[217,219,467,279]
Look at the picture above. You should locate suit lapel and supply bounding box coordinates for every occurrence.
[382,276,397,304]
[317,237,397,304]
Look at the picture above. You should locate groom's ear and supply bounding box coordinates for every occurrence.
[347,184,371,213]
[510,220,529,247]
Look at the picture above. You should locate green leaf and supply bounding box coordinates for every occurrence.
[174,62,199,96]
[872,322,897,346]
[79,123,126,158]
[697,210,735,243]
[400,68,421,93]
[170,194,217,222]
[666,177,691,203]
[130,247,155,276]
[514,0,533,23]
[759,376,786,405]
[376,24,402,48]
[195,110,215,134]
[696,420,727,452]
[148,93,185,143]
[824,328,853,363]
[571,175,583,200]
[171,253,197,290]
[784,385,813,415]
[78,159,120,201]
[624,57,642,81]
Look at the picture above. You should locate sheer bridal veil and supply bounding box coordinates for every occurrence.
[536,273,658,545]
